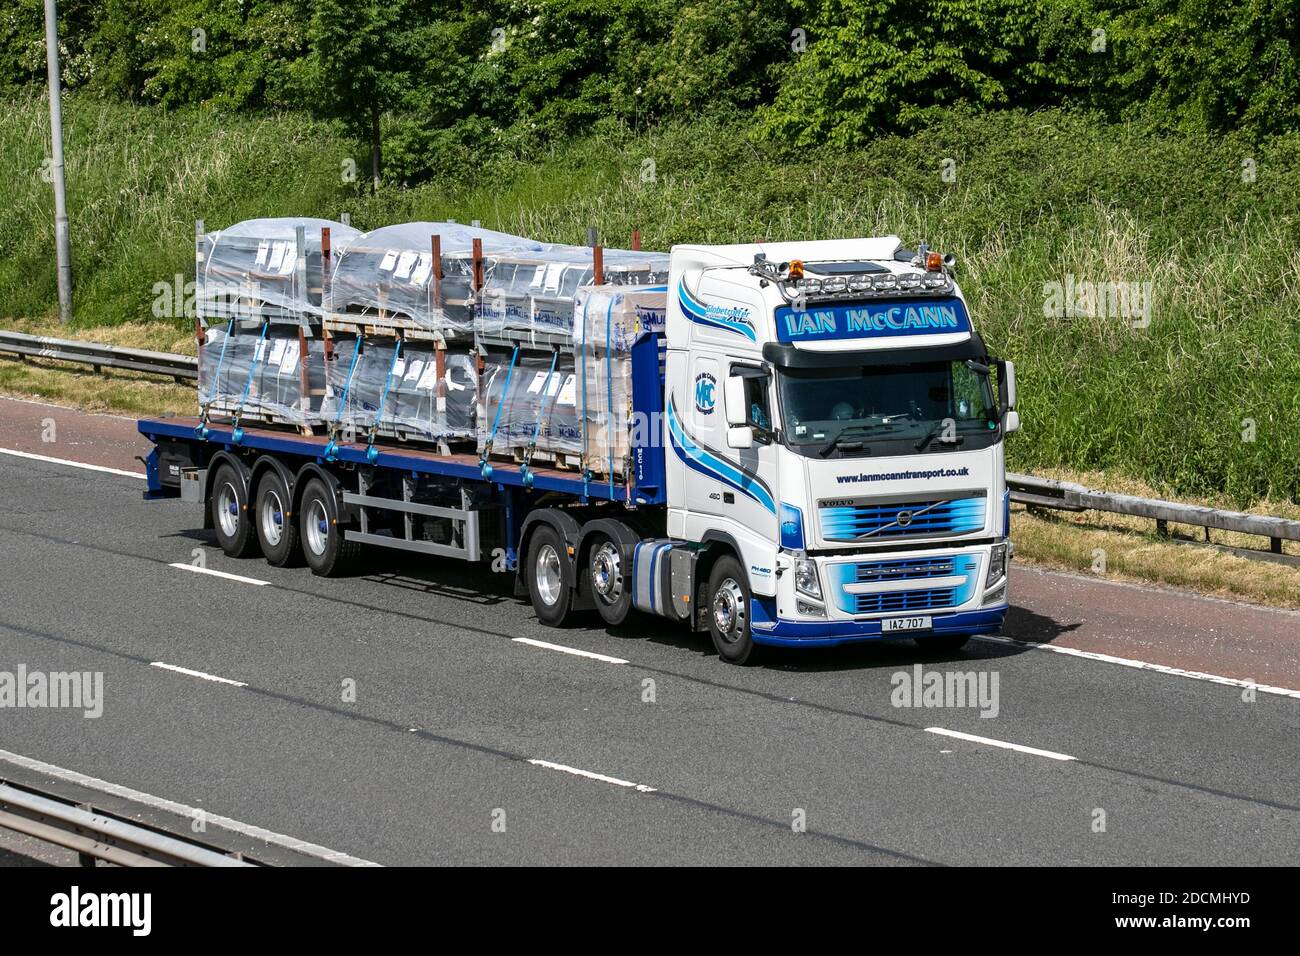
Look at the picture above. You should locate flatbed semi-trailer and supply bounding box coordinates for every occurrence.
[140,236,1018,664]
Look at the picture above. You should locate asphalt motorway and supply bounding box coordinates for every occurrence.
[0,400,1297,865]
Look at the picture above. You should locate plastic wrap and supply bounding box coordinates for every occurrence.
[476,247,669,340]
[573,285,668,352]
[198,322,327,425]
[327,222,545,336]
[199,218,360,323]
[479,348,630,473]
[324,337,476,442]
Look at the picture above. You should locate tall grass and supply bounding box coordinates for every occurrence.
[4,94,1299,503]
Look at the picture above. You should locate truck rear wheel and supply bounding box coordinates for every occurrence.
[299,477,360,577]
[587,533,633,627]
[707,556,758,665]
[526,525,574,627]
[255,470,302,568]
[210,462,260,559]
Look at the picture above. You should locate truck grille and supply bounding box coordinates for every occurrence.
[855,588,956,614]
[819,495,985,541]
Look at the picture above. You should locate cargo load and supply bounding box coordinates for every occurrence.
[326,222,545,338]
[197,217,360,323]
[323,336,476,445]
[197,320,328,428]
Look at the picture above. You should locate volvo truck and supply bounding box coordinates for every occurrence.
[138,236,1019,665]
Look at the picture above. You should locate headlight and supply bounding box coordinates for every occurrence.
[795,557,821,599]
[987,543,1008,587]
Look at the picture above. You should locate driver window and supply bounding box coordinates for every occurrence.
[732,366,771,432]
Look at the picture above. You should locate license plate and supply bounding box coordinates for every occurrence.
[882,615,932,633]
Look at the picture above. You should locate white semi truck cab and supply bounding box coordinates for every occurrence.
[140,229,1016,665]
[654,237,1017,661]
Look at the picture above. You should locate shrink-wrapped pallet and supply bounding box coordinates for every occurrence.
[476,247,669,340]
[198,218,360,323]
[198,322,327,425]
[328,222,544,336]
[478,348,631,474]
[323,337,476,442]
[573,285,668,351]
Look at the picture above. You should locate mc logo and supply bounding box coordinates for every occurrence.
[694,372,717,415]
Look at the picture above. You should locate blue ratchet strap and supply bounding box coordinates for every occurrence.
[196,318,235,438]
[605,298,615,499]
[480,345,519,479]
[230,320,270,444]
[520,348,560,489]
[323,334,362,461]
[366,339,403,463]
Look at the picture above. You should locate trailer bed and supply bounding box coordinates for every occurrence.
[138,416,664,505]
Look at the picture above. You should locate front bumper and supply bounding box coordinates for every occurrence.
[749,602,1007,648]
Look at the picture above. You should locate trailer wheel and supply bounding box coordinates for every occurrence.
[210,462,260,559]
[913,633,971,654]
[299,477,360,577]
[254,470,302,568]
[526,525,573,627]
[587,533,633,627]
[707,555,758,665]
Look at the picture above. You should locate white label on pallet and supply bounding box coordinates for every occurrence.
[378,249,398,272]
[526,371,548,394]
[392,357,407,378]
[558,374,577,406]
[279,341,300,373]
[410,254,432,286]
[529,264,547,291]
[543,263,565,293]
[279,251,297,276]
[418,362,439,390]
[255,240,270,267]
[394,250,418,280]
[268,338,288,364]
[267,242,286,272]
[404,358,424,384]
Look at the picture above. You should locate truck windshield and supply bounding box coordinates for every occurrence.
[776,359,999,457]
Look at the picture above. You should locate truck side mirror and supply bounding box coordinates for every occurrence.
[723,375,747,428]
[1003,410,1021,434]
[727,425,754,449]
[996,360,1017,412]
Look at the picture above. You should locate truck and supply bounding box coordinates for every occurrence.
[138,235,1019,665]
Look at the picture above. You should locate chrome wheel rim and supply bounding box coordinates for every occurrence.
[712,577,747,643]
[535,543,563,607]
[591,542,623,606]
[217,483,239,538]
[259,489,284,548]
[304,498,329,556]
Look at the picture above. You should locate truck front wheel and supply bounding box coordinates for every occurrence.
[707,556,758,665]
[210,462,260,559]
[526,525,574,627]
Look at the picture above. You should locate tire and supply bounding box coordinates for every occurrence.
[209,462,260,559]
[298,477,361,577]
[587,532,633,627]
[913,633,971,654]
[526,525,574,627]
[254,469,303,568]
[707,556,758,665]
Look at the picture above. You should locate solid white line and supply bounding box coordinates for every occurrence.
[528,759,657,792]
[169,562,269,586]
[512,637,628,665]
[150,661,248,688]
[0,748,379,866]
[975,635,1300,700]
[0,446,144,480]
[925,727,1077,762]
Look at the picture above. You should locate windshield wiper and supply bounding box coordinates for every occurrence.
[817,422,896,457]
